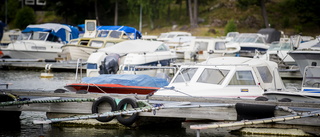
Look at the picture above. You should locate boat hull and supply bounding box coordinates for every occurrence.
[60,45,98,61]
[65,83,159,95]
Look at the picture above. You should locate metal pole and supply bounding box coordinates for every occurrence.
[139,4,142,32]
[5,0,7,24]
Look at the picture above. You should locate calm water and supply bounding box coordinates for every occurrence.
[0,69,312,137]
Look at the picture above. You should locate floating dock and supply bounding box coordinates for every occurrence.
[0,89,319,124]
[0,59,86,70]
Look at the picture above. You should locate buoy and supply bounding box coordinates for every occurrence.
[40,64,54,78]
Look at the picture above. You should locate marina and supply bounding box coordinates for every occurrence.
[1,1,320,136]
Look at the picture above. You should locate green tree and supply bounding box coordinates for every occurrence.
[224,19,237,35]
[14,6,36,29]
[127,0,172,29]
[237,0,270,28]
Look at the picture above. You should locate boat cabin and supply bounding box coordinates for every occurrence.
[154,57,285,98]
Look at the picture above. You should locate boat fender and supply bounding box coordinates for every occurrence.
[235,103,276,120]
[116,98,139,126]
[92,96,117,122]
[99,53,120,74]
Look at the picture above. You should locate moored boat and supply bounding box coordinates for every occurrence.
[153,57,285,99]
[65,74,169,94]
[0,23,79,60]
[264,66,320,102]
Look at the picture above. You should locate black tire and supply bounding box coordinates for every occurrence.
[76,90,88,94]
[279,98,292,102]
[255,96,268,101]
[92,96,117,122]
[116,98,139,126]
[54,88,67,93]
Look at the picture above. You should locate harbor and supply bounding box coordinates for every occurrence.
[1,1,320,136]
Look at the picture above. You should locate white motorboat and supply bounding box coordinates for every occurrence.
[58,20,141,61]
[225,33,270,57]
[184,37,240,60]
[264,66,320,103]
[257,36,301,67]
[157,31,192,43]
[153,57,285,99]
[86,40,177,77]
[0,23,79,60]
[288,37,320,74]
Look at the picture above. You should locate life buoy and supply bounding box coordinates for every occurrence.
[91,96,117,122]
[116,98,139,126]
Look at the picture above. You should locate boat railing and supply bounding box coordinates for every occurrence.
[75,58,84,83]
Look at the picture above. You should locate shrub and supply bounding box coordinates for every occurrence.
[14,6,36,29]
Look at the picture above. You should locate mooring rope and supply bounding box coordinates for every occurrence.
[0,98,96,106]
[33,101,164,124]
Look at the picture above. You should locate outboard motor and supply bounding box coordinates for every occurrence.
[99,53,120,74]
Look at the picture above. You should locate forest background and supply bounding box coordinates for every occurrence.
[1,0,319,37]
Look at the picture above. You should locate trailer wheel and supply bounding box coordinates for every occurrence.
[92,96,117,122]
[116,98,139,126]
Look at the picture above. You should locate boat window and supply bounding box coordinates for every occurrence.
[31,32,48,40]
[256,37,265,43]
[127,33,134,39]
[18,33,32,40]
[97,30,109,37]
[159,33,168,38]
[257,66,273,83]
[109,31,122,39]
[194,41,208,51]
[9,35,19,41]
[156,44,169,51]
[215,42,226,50]
[197,68,229,84]
[172,68,198,83]
[229,71,256,85]
[79,40,89,46]
[105,42,115,47]
[46,33,61,42]
[89,40,104,48]
[168,34,176,38]
[303,67,320,88]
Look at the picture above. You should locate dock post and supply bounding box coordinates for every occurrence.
[196,129,200,137]
[39,124,44,137]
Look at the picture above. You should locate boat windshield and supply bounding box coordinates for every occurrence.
[197,68,230,84]
[172,68,198,83]
[232,34,260,43]
[268,42,292,51]
[159,33,168,38]
[97,30,110,37]
[18,32,49,41]
[109,31,123,39]
[303,67,320,88]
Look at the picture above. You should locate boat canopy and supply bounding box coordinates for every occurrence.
[82,74,169,88]
[22,23,79,43]
[257,28,281,43]
[97,26,142,39]
[98,40,168,55]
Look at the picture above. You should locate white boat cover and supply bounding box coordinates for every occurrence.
[98,40,165,54]
[26,23,72,32]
